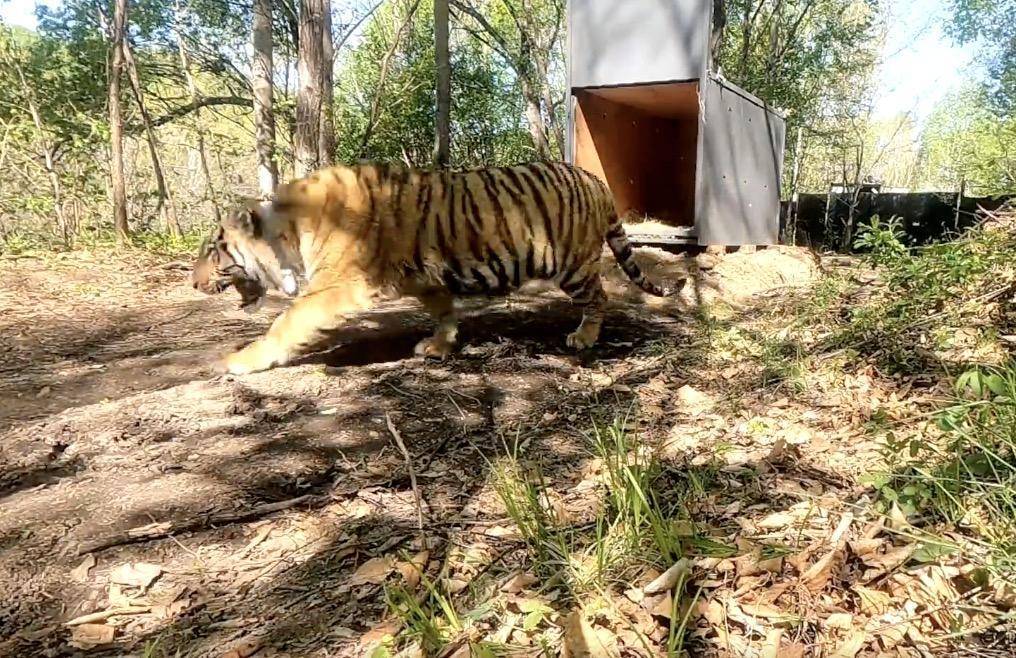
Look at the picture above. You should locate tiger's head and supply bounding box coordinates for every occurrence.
[191,202,302,313]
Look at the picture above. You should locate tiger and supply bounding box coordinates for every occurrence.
[191,161,682,375]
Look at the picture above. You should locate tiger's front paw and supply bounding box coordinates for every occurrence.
[414,336,455,360]
[215,344,279,375]
[566,330,597,350]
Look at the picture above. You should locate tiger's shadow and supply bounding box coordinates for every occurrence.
[296,295,679,370]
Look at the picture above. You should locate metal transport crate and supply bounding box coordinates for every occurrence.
[567,0,786,247]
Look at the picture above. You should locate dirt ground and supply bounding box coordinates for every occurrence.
[2,245,994,657]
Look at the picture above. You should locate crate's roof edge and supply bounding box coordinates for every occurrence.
[570,75,788,121]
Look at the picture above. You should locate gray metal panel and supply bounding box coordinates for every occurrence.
[696,77,785,245]
[569,0,711,88]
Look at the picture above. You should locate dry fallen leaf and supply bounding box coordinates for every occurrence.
[501,572,538,594]
[219,639,262,658]
[560,610,616,658]
[68,623,115,650]
[761,628,783,658]
[395,550,429,589]
[853,585,893,616]
[70,554,96,582]
[643,559,690,594]
[349,556,393,586]
[109,562,162,589]
[830,630,868,658]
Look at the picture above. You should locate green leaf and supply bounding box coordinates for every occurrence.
[369,645,392,658]
[984,374,1008,397]
[522,609,545,631]
[957,370,982,396]
[517,599,553,615]
[912,542,957,563]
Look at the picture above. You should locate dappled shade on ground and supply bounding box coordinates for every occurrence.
[1,236,1013,656]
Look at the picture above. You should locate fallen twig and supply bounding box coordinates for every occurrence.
[143,308,197,331]
[65,605,151,626]
[77,493,325,555]
[386,412,425,538]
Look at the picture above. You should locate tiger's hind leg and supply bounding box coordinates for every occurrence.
[563,273,608,350]
[414,290,458,359]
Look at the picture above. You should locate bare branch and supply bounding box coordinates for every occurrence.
[358,0,422,156]
[148,95,252,128]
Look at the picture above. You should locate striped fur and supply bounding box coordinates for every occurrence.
[192,161,681,374]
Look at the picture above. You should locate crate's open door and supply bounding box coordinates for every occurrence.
[695,76,786,246]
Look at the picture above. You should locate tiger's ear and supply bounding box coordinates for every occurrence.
[224,206,262,238]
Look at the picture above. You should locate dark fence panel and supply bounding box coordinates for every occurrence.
[781,192,1013,250]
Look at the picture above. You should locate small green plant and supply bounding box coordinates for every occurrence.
[384,571,464,655]
[826,216,1015,372]
[853,215,908,267]
[491,450,572,581]
[868,363,1016,573]
[588,415,682,571]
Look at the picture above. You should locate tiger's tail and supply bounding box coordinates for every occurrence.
[604,214,683,297]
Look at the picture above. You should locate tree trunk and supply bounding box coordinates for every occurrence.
[535,59,563,156]
[176,2,222,222]
[710,0,726,72]
[788,125,803,245]
[121,38,181,236]
[318,0,335,166]
[295,0,326,177]
[7,47,69,245]
[520,79,549,159]
[433,0,451,167]
[253,0,279,196]
[739,0,753,76]
[108,0,129,242]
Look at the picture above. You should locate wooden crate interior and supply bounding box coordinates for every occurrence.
[573,82,699,227]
